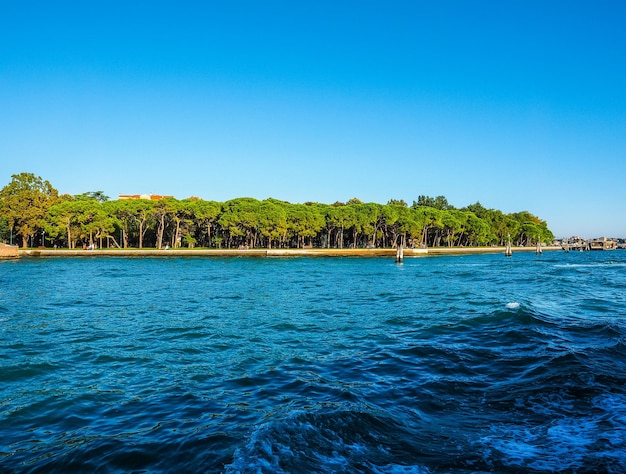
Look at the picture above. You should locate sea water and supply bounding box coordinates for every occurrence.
[1,251,625,472]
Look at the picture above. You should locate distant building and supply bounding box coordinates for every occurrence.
[589,237,617,251]
[118,194,173,201]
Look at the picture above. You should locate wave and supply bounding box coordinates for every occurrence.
[225,410,430,474]
[225,397,626,472]
[481,391,626,472]
[554,261,626,269]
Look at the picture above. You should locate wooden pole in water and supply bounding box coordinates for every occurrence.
[396,244,404,263]
[505,234,512,257]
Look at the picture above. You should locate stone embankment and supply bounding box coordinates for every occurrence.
[0,243,19,259]
[19,248,427,258]
[17,246,562,258]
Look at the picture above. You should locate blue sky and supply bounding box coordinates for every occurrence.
[1,1,625,238]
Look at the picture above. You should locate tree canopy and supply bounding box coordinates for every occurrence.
[0,173,60,247]
[0,173,554,249]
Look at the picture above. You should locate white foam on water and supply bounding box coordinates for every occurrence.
[554,262,626,269]
[224,410,433,474]
[506,302,520,309]
[369,464,430,474]
[225,420,293,474]
[224,413,371,474]
[482,407,626,472]
[591,393,626,457]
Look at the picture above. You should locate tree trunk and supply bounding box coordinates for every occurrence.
[66,223,72,249]
[108,235,122,249]
[420,226,429,247]
[456,232,465,246]
[139,220,145,249]
[156,215,165,249]
[173,219,181,248]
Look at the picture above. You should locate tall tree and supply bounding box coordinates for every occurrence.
[128,199,155,248]
[103,200,138,248]
[414,195,453,210]
[0,216,10,243]
[47,197,81,248]
[191,199,221,247]
[329,205,355,249]
[218,198,260,248]
[0,173,59,247]
[152,199,176,249]
[256,200,287,248]
[75,191,110,202]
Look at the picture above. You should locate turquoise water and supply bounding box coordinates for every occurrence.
[1,252,625,472]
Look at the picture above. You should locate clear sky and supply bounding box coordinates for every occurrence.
[1,1,625,238]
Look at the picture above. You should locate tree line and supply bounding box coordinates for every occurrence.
[0,173,554,249]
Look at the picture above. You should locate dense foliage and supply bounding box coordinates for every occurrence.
[0,173,554,249]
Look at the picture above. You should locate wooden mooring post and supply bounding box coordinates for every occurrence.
[505,234,512,257]
[396,244,404,263]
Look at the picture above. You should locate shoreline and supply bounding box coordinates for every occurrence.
[17,246,564,258]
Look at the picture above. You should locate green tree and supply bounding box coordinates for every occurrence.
[257,200,287,248]
[382,203,401,247]
[414,195,453,210]
[415,207,443,247]
[81,200,118,248]
[286,204,324,248]
[327,205,355,249]
[0,216,10,243]
[46,198,117,248]
[398,206,421,247]
[218,198,261,248]
[152,198,177,249]
[0,173,60,247]
[75,191,109,202]
[191,199,221,247]
[1,171,559,251]
[126,199,156,248]
[103,200,139,248]
[359,203,384,248]
[47,197,80,248]
[441,210,464,247]
[511,211,551,246]
[170,200,196,248]
[465,213,491,246]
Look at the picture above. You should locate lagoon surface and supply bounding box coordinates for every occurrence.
[1,251,625,472]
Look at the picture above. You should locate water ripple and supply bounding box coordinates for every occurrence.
[1,253,625,472]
